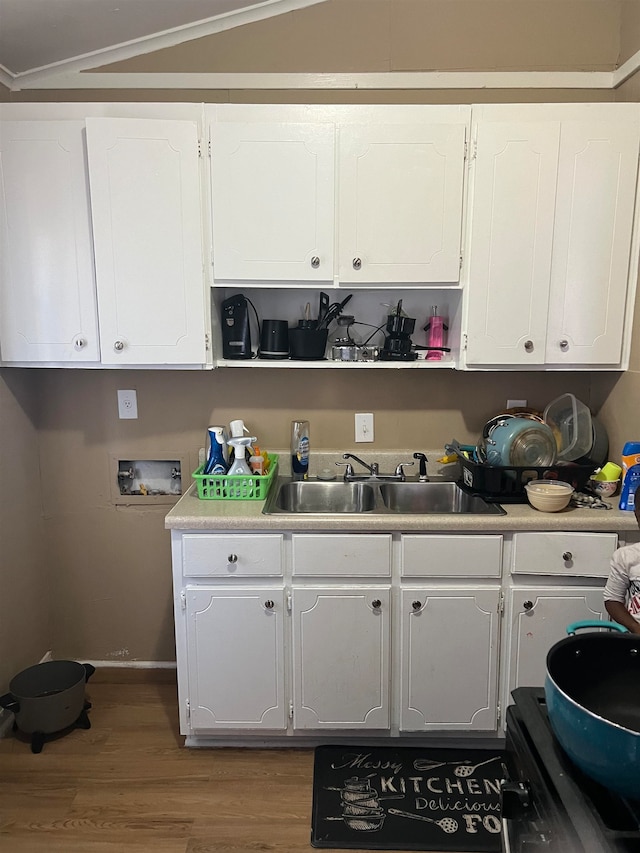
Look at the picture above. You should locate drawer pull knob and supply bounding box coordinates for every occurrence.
[371,599,382,610]
[562,551,573,562]
[227,554,238,563]
[264,600,275,610]
[412,600,422,611]
[523,600,534,611]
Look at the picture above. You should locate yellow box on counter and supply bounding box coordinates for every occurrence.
[192,454,279,500]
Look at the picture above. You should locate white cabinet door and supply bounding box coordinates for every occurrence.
[400,587,500,731]
[546,119,640,365]
[86,118,207,365]
[185,586,286,730]
[210,122,335,283]
[292,586,390,729]
[0,120,100,362]
[505,585,607,695]
[464,121,560,365]
[338,123,466,284]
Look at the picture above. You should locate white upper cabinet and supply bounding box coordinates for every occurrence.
[207,105,470,287]
[0,120,100,363]
[546,120,640,365]
[86,117,207,366]
[338,123,467,284]
[464,104,640,369]
[210,121,335,283]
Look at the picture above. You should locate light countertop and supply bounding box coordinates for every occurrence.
[165,482,638,533]
[166,450,638,534]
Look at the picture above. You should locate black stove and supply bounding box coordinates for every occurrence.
[502,687,640,853]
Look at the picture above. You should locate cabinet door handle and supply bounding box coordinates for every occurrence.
[562,551,573,562]
[524,340,534,353]
[227,554,238,563]
[73,337,86,350]
[559,340,569,352]
[371,599,382,610]
[352,257,362,270]
[264,599,275,610]
[310,256,320,268]
[113,340,125,352]
[412,600,422,611]
[523,600,534,611]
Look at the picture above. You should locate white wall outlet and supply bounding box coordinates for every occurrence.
[117,389,138,419]
[507,399,527,409]
[355,413,374,443]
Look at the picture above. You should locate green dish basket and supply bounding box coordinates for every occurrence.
[192,453,279,501]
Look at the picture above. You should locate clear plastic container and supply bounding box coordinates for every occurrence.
[543,393,593,462]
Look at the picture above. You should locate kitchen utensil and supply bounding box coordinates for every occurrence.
[317,294,353,330]
[543,393,593,462]
[524,479,574,511]
[453,755,501,777]
[0,660,95,752]
[259,320,289,359]
[484,417,557,467]
[317,292,330,327]
[388,809,458,833]
[545,621,640,799]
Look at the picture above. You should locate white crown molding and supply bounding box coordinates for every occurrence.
[613,47,640,88]
[0,64,15,89]
[5,0,327,85]
[10,70,616,92]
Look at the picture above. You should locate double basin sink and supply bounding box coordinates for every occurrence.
[263,478,505,515]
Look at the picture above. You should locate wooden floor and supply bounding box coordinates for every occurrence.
[0,670,457,853]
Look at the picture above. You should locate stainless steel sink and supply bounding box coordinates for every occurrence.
[268,480,377,514]
[379,481,504,514]
[263,478,504,515]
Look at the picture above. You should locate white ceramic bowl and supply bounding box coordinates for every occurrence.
[525,479,574,512]
[589,478,620,498]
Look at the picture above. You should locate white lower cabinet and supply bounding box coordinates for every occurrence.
[400,587,501,732]
[184,585,287,730]
[171,527,620,744]
[292,586,391,729]
[503,584,607,699]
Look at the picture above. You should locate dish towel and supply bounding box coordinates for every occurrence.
[570,492,613,510]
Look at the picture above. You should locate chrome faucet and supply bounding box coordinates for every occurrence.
[337,453,414,482]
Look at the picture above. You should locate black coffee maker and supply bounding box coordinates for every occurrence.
[221,294,252,359]
[380,300,417,361]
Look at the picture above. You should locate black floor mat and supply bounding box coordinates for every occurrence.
[311,744,505,851]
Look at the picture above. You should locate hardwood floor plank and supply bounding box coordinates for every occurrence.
[0,677,466,853]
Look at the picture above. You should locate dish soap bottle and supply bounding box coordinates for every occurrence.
[203,426,228,475]
[291,420,310,481]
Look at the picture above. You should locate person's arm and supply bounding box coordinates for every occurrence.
[605,599,640,634]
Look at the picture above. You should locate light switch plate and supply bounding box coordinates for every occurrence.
[355,413,374,443]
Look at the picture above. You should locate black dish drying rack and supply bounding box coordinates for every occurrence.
[459,457,595,503]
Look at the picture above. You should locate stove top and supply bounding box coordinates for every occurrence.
[503,687,640,853]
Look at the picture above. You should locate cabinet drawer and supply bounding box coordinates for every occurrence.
[292,534,391,577]
[182,534,283,577]
[511,532,618,578]
[401,535,502,578]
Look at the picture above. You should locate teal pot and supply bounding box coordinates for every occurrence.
[544,622,640,799]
